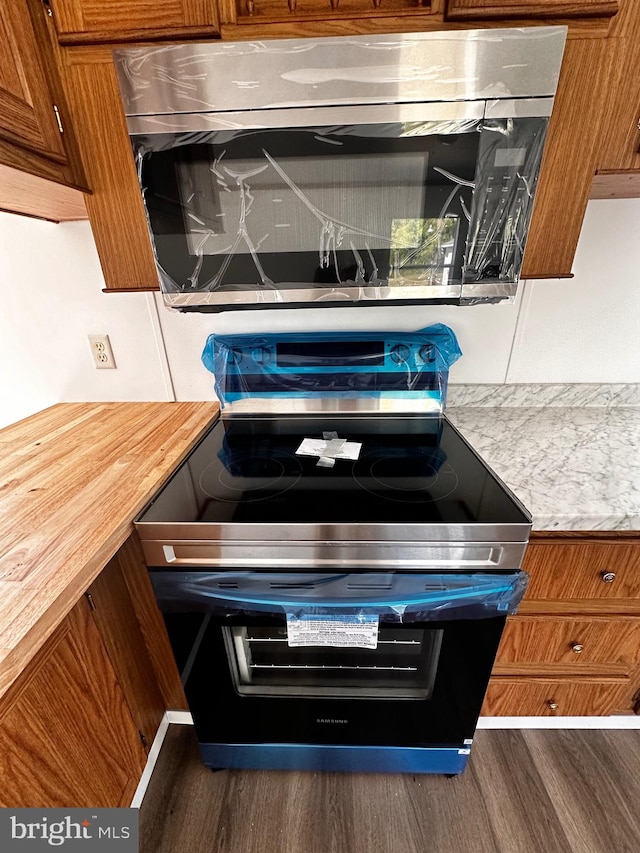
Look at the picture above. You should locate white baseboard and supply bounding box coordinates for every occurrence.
[166,710,195,725]
[130,714,170,809]
[477,715,640,729]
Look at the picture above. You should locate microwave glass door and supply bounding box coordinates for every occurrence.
[134,115,481,302]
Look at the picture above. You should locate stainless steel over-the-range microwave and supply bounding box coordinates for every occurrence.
[114,27,567,312]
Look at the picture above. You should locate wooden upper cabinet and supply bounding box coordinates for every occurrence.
[49,0,220,44]
[0,0,67,162]
[445,0,619,21]
[521,37,616,278]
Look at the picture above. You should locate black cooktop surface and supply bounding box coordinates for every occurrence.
[138,415,529,526]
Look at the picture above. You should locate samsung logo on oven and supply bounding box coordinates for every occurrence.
[316,718,348,725]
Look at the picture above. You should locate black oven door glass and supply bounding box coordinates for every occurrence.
[134,121,479,296]
[223,624,442,700]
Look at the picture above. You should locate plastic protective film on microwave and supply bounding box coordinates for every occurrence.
[201,324,462,411]
[113,29,567,311]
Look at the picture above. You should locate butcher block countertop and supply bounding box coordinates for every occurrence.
[0,402,218,703]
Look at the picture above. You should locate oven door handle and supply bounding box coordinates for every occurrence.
[151,570,528,618]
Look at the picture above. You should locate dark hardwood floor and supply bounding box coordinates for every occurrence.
[140,725,640,853]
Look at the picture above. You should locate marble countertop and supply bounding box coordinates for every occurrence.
[447,403,640,532]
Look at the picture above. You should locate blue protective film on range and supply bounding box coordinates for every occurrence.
[201,324,462,409]
[151,570,529,622]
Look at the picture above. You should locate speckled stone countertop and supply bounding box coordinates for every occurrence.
[447,385,640,532]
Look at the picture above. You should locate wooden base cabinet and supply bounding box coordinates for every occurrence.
[483,535,640,717]
[0,596,147,808]
[0,532,182,808]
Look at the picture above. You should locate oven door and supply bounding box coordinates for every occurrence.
[152,570,527,773]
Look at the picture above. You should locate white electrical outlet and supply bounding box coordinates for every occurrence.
[87,334,116,369]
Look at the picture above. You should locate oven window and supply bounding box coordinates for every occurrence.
[223,624,443,700]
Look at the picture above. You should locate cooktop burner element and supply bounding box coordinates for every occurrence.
[355,448,459,504]
[200,450,303,503]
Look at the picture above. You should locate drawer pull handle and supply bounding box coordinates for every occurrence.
[601,571,616,583]
[571,643,584,654]
[547,700,559,711]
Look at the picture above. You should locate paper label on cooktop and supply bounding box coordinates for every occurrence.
[286,613,378,649]
[295,438,362,461]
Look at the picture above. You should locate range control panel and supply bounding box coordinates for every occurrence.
[213,333,458,403]
[225,339,438,374]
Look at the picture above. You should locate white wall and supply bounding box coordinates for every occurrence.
[507,199,640,383]
[0,214,172,429]
[1,198,639,428]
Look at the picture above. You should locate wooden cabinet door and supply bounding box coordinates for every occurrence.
[49,0,219,44]
[59,49,159,290]
[0,0,67,162]
[0,596,147,808]
[446,0,619,20]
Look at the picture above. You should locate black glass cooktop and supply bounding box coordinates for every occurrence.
[138,415,530,526]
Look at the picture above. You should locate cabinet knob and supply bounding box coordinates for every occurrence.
[601,571,616,584]
[330,0,339,8]
[288,0,297,10]
[571,643,584,654]
[547,700,559,711]
[373,0,382,6]
[246,0,255,13]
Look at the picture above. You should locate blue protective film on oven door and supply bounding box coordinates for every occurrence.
[151,570,528,622]
[200,324,461,410]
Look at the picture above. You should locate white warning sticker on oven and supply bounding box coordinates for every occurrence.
[286,613,379,649]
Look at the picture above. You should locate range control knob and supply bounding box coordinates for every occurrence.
[252,347,271,365]
[390,344,410,364]
[419,345,436,363]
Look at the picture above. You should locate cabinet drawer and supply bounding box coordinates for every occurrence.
[482,678,633,716]
[523,542,640,601]
[496,617,640,667]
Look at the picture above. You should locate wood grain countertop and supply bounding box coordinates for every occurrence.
[0,402,219,702]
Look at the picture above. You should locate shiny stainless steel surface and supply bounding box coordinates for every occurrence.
[139,538,529,570]
[126,102,485,136]
[484,98,555,119]
[221,397,445,416]
[162,281,517,311]
[114,28,567,117]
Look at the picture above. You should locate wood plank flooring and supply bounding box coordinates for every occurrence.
[140,725,640,853]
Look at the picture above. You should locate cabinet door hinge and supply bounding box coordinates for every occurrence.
[85,592,96,611]
[42,0,53,17]
[53,104,64,134]
[139,731,149,748]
